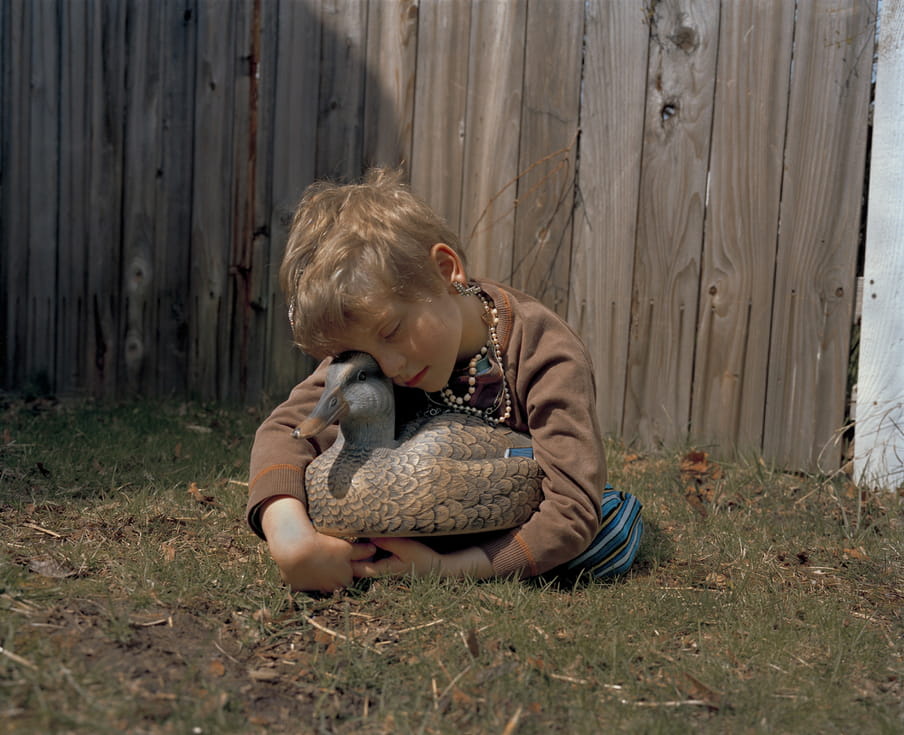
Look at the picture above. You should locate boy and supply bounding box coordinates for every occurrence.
[247,168,642,593]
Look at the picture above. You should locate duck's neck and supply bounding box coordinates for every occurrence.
[336,416,397,449]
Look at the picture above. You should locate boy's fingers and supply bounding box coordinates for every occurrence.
[351,559,394,577]
[371,537,416,554]
[349,541,377,560]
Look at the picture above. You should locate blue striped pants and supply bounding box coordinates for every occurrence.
[562,487,644,579]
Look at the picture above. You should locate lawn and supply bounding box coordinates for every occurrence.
[1,395,901,733]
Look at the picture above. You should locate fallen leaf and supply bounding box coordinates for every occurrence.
[187,482,216,504]
[208,659,226,677]
[465,628,480,658]
[27,557,78,578]
[678,671,725,710]
[843,546,869,560]
[247,668,280,682]
[680,450,723,481]
[684,487,709,518]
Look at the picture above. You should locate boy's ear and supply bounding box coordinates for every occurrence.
[430,243,467,290]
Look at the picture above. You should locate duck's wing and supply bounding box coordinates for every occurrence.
[306,449,543,538]
[396,413,533,460]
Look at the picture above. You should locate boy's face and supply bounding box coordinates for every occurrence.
[318,245,487,392]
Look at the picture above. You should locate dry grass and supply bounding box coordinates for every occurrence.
[1,395,902,733]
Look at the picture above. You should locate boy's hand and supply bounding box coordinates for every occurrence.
[352,538,494,580]
[260,496,375,594]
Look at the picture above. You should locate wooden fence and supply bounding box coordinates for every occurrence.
[0,0,882,474]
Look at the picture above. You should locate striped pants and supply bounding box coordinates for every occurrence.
[562,487,644,579]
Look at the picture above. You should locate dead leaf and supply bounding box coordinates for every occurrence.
[684,487,708,518]
[680,450,723,481]
[187,482,216,504]
[208,659,226,677]
[843,546,869,560]
[248,668,280,682]
[465,628,480,658]
[678,671,725,710]
[27,557,78,579]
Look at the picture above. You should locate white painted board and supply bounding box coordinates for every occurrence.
[855,0,904,489]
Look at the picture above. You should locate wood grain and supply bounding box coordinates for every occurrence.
[364,0,418,170]
[511,0,582,315]
[855,0,903,488]
[410,0,471,235]
[0,0,884,474]
[569,0,648,436]
[691,0,795,454]
[316,0,367,180]
[763,0,875,471]
[622,0,720,449]
[458,0,527,282]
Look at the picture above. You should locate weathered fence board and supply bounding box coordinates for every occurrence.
[622,0,720,449]
[3,0,29,390]
[243,0,278,403]
[458,0,527,281]
[266,0,322,398]
[122,0,163,393]
[58,0,90,395]
[363,0,418,170]
[568,0,648,437]
[691,0,795,454]
[0,0,886,475]
[855,0,904,489]
[28,0,60,392]
[190,0,241,398]
[153,0,198,396]
[409,0,470,235]
[511,0,582,315]
[90,0,128,398]
[763,0,874,471]
[317,0,368,181]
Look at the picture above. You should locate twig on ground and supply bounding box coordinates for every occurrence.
[303,615,383,655]
[22,522,63,538]
[0,646,37,670]
[501,705,523,735]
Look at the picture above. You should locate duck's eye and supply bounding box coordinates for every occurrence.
[356,371,367,382]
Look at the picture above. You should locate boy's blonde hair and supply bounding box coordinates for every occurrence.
[281,168,462,356]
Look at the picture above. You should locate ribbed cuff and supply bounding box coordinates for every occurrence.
[246,464,306,539]
[479,530,537,579]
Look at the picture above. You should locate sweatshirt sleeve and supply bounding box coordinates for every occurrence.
[246,358,338,539]
[477,289,606,578]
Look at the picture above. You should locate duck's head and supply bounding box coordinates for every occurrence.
[292,352,396,443]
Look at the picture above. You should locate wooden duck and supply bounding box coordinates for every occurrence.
[293,351,543,537]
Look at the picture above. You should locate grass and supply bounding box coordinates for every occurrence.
[1,395,902,734]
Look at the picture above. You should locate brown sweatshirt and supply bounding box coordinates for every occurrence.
[246,280,606,578]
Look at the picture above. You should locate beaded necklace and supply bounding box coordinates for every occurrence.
[433,282,512,425]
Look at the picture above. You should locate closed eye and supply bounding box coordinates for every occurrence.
[381,321,402,341]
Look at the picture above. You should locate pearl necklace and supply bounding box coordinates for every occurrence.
[437,282,513,425]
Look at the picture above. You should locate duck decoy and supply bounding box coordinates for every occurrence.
[292,352,543,537]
